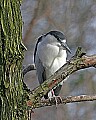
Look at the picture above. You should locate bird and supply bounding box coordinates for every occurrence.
[34,30,71,103]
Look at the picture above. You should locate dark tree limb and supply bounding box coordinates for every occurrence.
[22,64,36,76]
[24,47,96,109]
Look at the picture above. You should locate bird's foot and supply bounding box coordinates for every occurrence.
[49,96,62,108]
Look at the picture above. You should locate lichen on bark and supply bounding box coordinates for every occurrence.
[0,0,28,119]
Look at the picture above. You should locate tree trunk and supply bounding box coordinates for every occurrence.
[0,0,28,119]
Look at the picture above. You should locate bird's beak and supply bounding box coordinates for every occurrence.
[61,42,71,54]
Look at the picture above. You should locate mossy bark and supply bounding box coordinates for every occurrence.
[0,0,28,119]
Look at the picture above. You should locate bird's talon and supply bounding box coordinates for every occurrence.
[49,96,62,108]
[57,96,63,103]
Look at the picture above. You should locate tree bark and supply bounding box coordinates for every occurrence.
[1,0,28,120]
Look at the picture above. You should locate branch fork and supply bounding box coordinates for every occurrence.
[22,47,96,109]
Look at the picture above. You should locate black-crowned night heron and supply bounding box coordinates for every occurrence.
[34,30,71,102]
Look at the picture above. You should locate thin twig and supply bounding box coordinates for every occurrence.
[27,95,96,108]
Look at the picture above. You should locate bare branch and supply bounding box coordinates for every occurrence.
[22,64,36,76]
[27,95,96,108]
[24,47,96,108]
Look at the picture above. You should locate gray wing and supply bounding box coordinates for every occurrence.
[34,51,46,84]
[34,35,43,63]
[34,35,46,84]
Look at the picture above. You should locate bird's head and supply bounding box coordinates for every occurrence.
[47,30,71,54]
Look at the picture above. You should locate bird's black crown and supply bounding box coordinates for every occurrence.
[47,30,66,40]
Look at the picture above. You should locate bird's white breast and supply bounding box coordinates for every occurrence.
[37,34,67,79]
[46,49,67,78]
